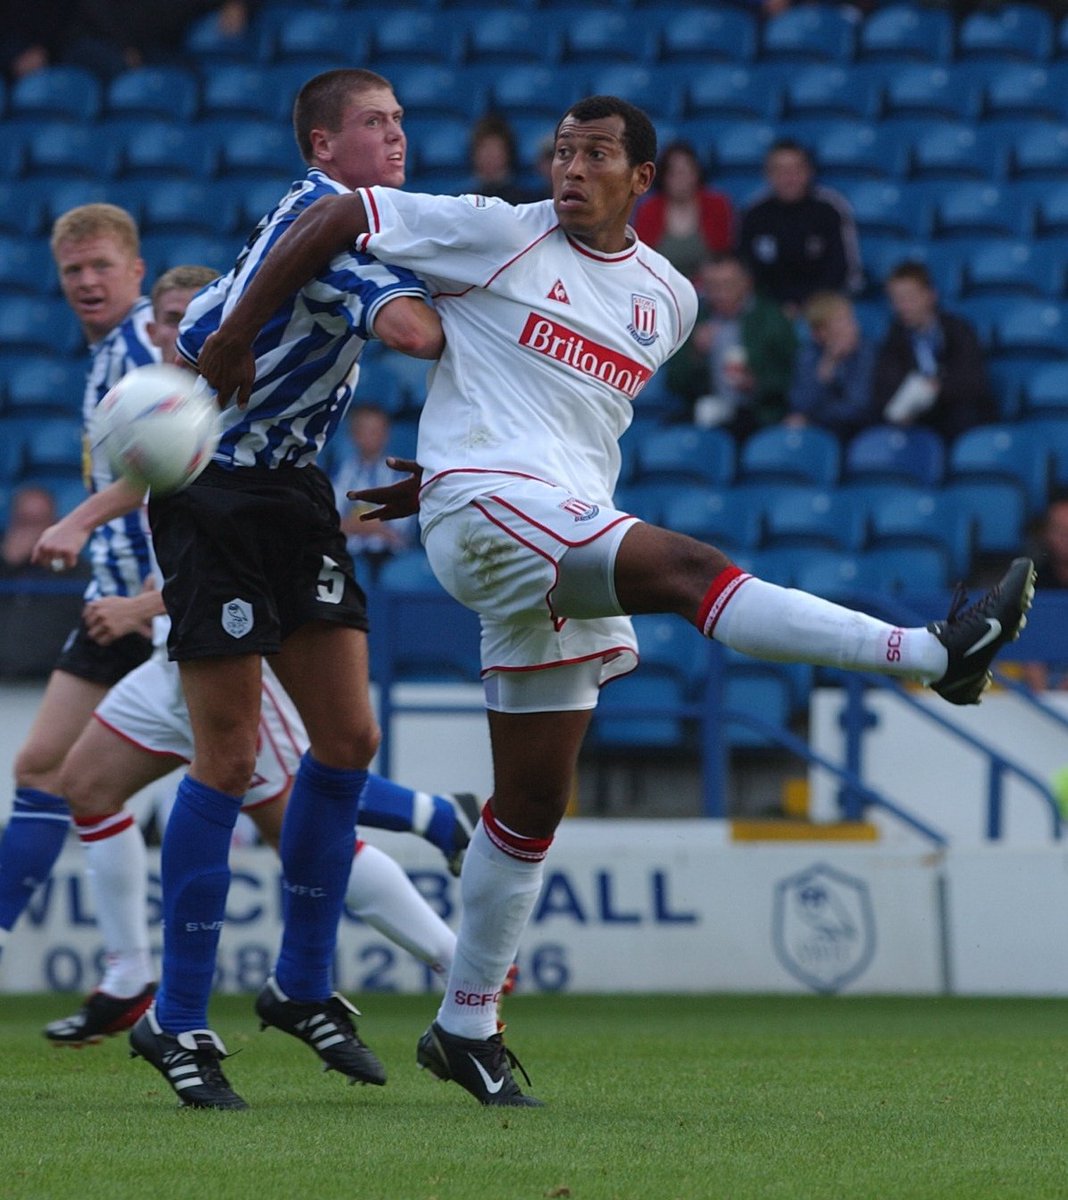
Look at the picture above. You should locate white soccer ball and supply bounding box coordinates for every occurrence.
[96,363,220,494]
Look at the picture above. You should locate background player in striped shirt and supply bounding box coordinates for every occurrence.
[0,205,161,964]
[201,94,1035,1108]
[126,68,450,1110]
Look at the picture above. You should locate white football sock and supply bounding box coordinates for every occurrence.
[346,842,455,975]
[78,814,153,998]
[712,576,948,681]
[436,821,544,1040]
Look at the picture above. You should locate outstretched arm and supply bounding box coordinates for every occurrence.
[197,192,373,406]
[32,476,147,571]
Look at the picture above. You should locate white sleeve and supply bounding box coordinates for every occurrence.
[355,189,557,292]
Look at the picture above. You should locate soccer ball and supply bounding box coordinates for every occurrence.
[96,363,220,494]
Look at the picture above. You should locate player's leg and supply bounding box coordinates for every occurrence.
[45,721,178,1044]
[359,778,481,876]
[0,669,106,956]
[255,622,385,1082]
[608,521,1034,705]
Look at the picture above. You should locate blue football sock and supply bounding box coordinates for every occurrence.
[276,753,366,1002]
[0,789,70,932]
[155,775,242,1033]
[359,773,460,857]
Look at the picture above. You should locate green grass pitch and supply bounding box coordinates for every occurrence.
[4,992,1068,1200]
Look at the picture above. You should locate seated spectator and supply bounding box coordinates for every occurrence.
[786,291,879,440]
[465,114,538,205]
[874,261,997,443]
[738,139,862,315]
[632,141,733,281]
[666,253,797,438]
[1,485,60,575]
[1018,490,1068,692]
[330,403,417,585]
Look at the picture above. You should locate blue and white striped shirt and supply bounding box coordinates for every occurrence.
[176,170,429,470]
[83,297,158,601]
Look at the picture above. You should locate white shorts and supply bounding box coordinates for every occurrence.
[423,476,640,711]
[93,655,306,810]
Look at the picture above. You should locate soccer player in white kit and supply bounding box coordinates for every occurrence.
[196,95,1036,1107]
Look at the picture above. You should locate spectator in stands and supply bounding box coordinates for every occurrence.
[0,0,65,81]
[737,139,862,315]
[466,113,537,206]
[666,252,797,438]
[1018,490,1068,692]
[874,261,996,443]
[786,291,879,440]
[331,403,417,584]
[632,141,732,282]
[0,485,59,575]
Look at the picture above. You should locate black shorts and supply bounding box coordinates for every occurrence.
[148,461,369,661]
[53,620,154,686]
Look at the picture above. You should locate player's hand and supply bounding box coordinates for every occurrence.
[31,520,88,572]
[83,581,157,645]
[347,457,423,521]
[197,326,256,409]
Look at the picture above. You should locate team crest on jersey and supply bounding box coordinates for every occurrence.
[559,496,599,522]
[221,598,254,639]
[628,294,658,346]
[547,279,571,304]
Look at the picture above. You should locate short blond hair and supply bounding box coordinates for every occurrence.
[151,264,218,312]
[804,291,851,332]
[50,203,140,260]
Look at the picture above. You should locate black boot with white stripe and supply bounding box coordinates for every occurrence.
[129,1008,248,1110]
[254,975,387,1086]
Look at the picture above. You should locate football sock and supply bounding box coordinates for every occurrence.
[75,810,153,998]
[0,788,70,932]
[155,775,242,1032]
[436,809,549,1040]
[358,774,461,858]
[275,753,366,1002]
[346,841,455,975]
[701,567,949,681]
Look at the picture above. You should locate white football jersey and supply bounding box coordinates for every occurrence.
[354,191,698,530]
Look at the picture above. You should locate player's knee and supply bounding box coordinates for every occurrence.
[310,717,380,771]
[192,746,258,799]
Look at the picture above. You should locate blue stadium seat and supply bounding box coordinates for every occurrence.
[707,120,778,179]
[737,425,840,487]
[949,423,1053,518]
[560,10,654,64]
[940,480,1027,556]
[387,64,487,120]
[266,9,367,64]
[631,612,712,697]
[633,426,736,487]
[613,479,683,527]
[985,358,1035,420]
[370,10,463,65]
[864,488,975,580]
[660,487,763,554]
[406,116,472,179]
[761,486,863,551]
[658,8,758,65]
[1018,414,1068,488]
[10,66,102,121]
[843,180,931,240]
[592,673,693,752]
[982,63,1068,122]
[992,300,1068,359]
[908,121,1007,181]
[933,183,1029,240]
[105,67,200,122]
[861,545,950,593]
[811,123,910,180]
[843,425,946,487]
[790,550,885,603]
[881,65,984,123]
[1029,180,1068,235]
[461,10,558,65]
[20,121,116,178]
[206,118,304,179]
[781,63,882,122]
[962,239,1062,298]
[0,235,52,296]
[958,5,1054,62]
[0,180,51,237]
[722,666,795,750]
[0,416,31,481]
[859,236,937,295]
[1007,122,1068,179]
[139,233,238,281]
[118,122,217,179]
[683,65,783,122]
[5,359,84,415]
[23,417,84,476]
[183,8,262,65]
[1020,362,1068,415]
[588,66,680,120]
[140,179,239,236]
[856,5,954,63]
[761,6,857,63]
[0,296,82,357]
[741,545,834,589]
[489,65,591,118]
[199,64,288,122]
